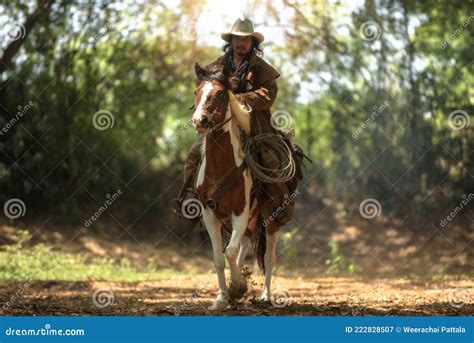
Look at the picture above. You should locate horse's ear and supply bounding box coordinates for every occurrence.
[195,62,207,81]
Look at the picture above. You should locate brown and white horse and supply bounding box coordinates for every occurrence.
[191,63,279,310]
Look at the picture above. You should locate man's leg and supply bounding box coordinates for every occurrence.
[172,135,203,216]
[260,146,293,225]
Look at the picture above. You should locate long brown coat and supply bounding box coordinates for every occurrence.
[206,51,281,137]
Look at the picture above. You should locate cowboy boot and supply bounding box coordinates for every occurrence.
[172,173,195,216]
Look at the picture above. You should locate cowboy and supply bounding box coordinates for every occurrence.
[173,18,302,230]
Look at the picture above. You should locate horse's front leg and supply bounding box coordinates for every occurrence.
[228,234,251,299]
[225,170,252,262]
[226,174,251,296]
[202,208,228,310]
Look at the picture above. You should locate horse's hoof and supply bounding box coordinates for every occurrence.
[210,298,228,310]
[260,290,270,302]
[229,279,248,299]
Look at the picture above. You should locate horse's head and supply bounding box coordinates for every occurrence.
[192,63,230,133]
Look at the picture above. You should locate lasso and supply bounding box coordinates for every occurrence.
[242,133,296,183]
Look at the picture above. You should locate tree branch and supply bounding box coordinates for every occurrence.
[0,0,55,74]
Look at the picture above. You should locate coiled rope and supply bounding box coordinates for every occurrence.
[242,133,296,183]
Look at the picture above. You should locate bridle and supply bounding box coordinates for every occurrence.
[195,72,234,134]
[206,109,234,134]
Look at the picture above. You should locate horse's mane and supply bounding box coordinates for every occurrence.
[228,91,251,136]
[205,64,230,87]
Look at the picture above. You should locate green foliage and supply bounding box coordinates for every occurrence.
[0,0,472,225]
[0,230,187,282]
[280,0,473,216]
[0,1,216,221]
[325,241,361,276]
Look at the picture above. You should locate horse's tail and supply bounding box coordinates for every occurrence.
[253,213,267,273]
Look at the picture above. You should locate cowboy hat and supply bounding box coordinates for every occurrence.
[221,18,264,43]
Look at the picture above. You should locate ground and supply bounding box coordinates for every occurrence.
[1,274,473,316]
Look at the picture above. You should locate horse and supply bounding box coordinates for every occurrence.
[190,62,279,310]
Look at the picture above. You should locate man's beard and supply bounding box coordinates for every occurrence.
[235,47,250,56]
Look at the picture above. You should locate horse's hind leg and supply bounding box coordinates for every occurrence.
[202,209,228,310]
[228,234,250,279]
[237,235,251,271]
[261,231,279,301]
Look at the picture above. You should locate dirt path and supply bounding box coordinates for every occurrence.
[1,275,472,316]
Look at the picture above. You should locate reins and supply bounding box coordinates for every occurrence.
[207,112,234,134]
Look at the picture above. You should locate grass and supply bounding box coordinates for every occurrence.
[0,230,193,283]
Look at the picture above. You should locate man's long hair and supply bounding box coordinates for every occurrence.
[222,36,264,58]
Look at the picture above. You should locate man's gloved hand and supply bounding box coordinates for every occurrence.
[229,75,240,93]
[234,93,245,103]
[234,88,271,106]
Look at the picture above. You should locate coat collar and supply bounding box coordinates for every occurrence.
[220,50,280,81]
